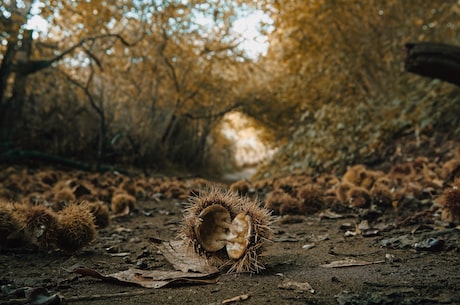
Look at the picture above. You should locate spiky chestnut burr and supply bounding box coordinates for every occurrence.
[264,189,297,215]
[182,188,273,274]
[441,158,460,183]
[0,200,25,246]
[52,187,76,211]
[370,184,393,208]
[55,203,97,252]
[111,192,136,214]
[342,164,368,186]
[346,185,371,208]
[85,201,110,229]
[16,203,60,250]
[229,180,251,196]
[297,184,324,214]
[436,178,460,223]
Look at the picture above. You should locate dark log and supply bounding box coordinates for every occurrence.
[0,149,130,175]
[405,42,460,86]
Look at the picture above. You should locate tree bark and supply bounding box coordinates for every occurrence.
[1,30,34,145]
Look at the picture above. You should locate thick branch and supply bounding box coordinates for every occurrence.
[15,33,138,76]
[57,68,103,116]
[159,28,184,94]
[0,149,129,174]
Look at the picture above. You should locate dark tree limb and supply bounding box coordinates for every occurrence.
[405,42,460,86]
[14,33,139,76]
[0,149,130,174]
[57,67,107,171]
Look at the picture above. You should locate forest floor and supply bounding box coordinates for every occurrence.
[1,128,460,304]
[1,191,459,305]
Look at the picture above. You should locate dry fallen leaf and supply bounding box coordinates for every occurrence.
[278,279,315,293]
[320,258,385,268]
[2,287,63,305]
[109,252,131,257]
[222,294,250,304]
[301,243,316,250]
[319,209,345,219]
[151,238,219,274]
[26,287,63,305]
[113,226,132,233]
[74,267,220,288]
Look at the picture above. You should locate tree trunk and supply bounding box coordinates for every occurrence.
[1,30,34,145]
[0,36,19,143]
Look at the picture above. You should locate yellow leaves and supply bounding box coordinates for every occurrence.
[254,0,460,177]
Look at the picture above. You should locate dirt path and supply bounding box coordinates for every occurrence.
[1,197,459,305]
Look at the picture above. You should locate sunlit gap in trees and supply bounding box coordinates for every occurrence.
[26,1,49,36]
[23,0,273,60]
[191,2,273,60]
[212,111,277,181]
[230,9,272,59]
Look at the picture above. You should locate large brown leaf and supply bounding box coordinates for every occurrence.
[74,267,220,288]
[151,238,220,274]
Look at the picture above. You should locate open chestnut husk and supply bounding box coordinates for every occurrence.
[182,188,273,274]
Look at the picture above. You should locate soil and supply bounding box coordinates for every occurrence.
[1,192,459,305]
[1,128,460,305]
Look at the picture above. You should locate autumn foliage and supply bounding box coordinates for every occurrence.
[1,1,459,177]
[255,0,460,178]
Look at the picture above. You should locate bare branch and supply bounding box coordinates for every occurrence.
[17,33,140,76]
[184,103,242,120]
[56,68,102,116]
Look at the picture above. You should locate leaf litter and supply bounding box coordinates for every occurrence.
[278,279,315,294]
[73,267,220,289]
[320,258,385,268]
[150,238,219,274]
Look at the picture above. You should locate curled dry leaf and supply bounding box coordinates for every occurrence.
[301,243,316,250]
[74,267,220,288]
[413,237,444,252]
[26,287,63,305]
[319,209,345,219]
[222,294,250,304]
[151,238,219,274]
[320,258,385,268]
[278,279,315,294]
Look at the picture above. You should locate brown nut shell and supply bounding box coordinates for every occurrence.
[226,213,252,260]
[194,204,231,252]
[183,187,272,274]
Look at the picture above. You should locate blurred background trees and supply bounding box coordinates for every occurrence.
[255,0,460,178]
[1,0,459,178]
